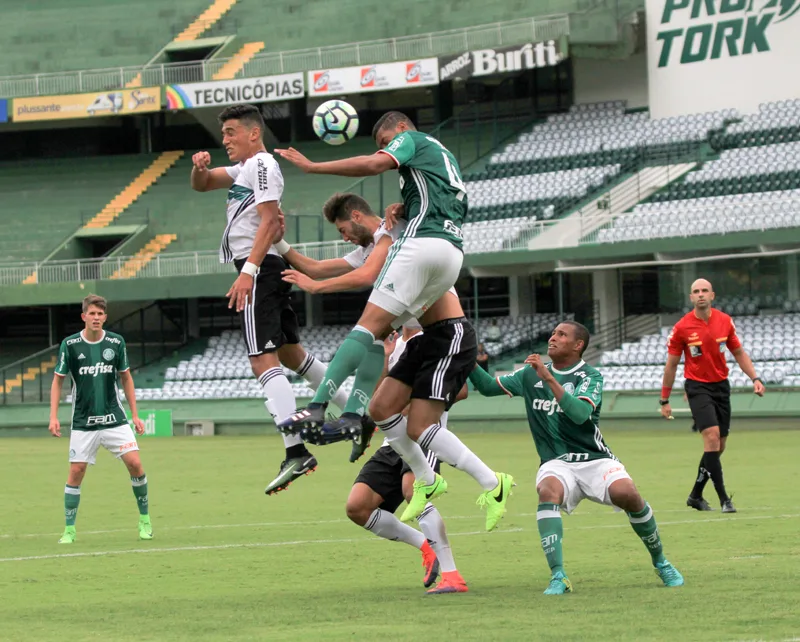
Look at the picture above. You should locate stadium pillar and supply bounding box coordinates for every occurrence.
[787,255,799,302]
[434,81,454,124]
[304,291,323,327]
[509,275,535,318]
[592,269,621,329]
[187,299,200,339]
[290,97,309,141]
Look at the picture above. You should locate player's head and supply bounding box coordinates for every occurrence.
[81,294,107,332]
[690,278,714,311]
[218,104,265,162]
[322,192,378,247]
[548,321,590,362]
[372,111,416,149]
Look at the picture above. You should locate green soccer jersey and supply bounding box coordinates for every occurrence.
[493,360,615,465]
[379,130,467,250]
[54,330,130,431]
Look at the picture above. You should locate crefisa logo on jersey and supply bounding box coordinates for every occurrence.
[102,348,115,361]
[79,362,115,377]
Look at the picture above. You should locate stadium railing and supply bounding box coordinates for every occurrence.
[0,16,569,98]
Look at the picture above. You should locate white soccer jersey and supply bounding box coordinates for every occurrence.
[219,151,284,263]
[343,219,408,269]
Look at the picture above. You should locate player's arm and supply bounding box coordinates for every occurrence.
[527,355,595,424]
[730,347,765,396]
[282,235,391,294]
[49,373,65,437]
[118,370,145,435]
[469,363,521,397]
[190,151,234,192]
[275,148,397,177]
[281,247,354,279]
[659,326,684,418]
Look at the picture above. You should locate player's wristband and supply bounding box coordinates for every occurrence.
[659,399,670,406]
[274,239,291,255]
[241,261,259,277]
[660,386,672,401]
[753,377,763,384]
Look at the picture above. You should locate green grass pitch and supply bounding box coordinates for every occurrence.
[1,426,799,641]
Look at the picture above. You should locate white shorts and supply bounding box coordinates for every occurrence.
[68,424,139,465]
[369,237,463,329]
[536,458,631,514]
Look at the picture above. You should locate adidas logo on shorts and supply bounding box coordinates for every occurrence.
[264,340,275,349]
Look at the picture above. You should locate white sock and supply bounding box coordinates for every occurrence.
[364,508,425,548]
[377,414,436,485]
[295,353,351,411]
[418,503,456,572]
[419,423,497,490]
[259,368,303,449]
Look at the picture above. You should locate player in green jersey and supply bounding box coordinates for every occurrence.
[276,113,513,530]
[469,321,684,594]
[49,295,152,544]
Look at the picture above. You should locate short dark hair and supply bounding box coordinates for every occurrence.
[82,294,107,313]
[561,320,590,356]
[217,104,265,134]
[322,192,375,224]
[371,111,416,141]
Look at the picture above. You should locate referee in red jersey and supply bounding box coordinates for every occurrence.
[660,279,765,513]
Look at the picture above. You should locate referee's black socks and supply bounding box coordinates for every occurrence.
[690,454,710,499]
[702,451,729,503]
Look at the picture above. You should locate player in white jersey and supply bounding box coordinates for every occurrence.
[275,193,404,460]
[347,324,468,594]
[190,104,351,496]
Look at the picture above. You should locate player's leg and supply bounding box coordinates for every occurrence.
[715,386,735,512]
[277,342,350,412]
[686,382,731,509]
[536,472,572,595]
[607,477,684,587]
[59,430,99,543]
[120,449,153,540]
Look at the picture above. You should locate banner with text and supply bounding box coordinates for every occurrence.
[127,409,173,437]
[166,73,304,109]
[308,58,438,97]
[13,87,160,122]
[646,0,800,118]
[438,39,568,82]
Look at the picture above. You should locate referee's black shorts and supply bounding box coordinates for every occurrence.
[684,378,731,437]
[234,255,300,356]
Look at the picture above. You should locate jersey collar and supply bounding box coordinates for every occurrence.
[80,330,106,344]
[549,359,585,375]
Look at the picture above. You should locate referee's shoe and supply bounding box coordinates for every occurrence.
[686,495,714,511]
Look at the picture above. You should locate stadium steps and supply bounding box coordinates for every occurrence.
[212,41,265,80]
[110,234,178,279]
[174,0,239,42]
[2,355,57,394]
[84,151,184,229]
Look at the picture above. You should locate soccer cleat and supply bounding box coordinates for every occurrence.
[277,404,326,436]
[543,571,572,595]
[420,540,440,588]
[476,472,515,532]
[58,526,76,544]
[349,414,377,463]
[400,473,448,523]
[655,560,684,587]
[265,453,318,495]
[686,495,714,511]
[721,497,737,513]
[138,515,153,540]
[426,571,468,595]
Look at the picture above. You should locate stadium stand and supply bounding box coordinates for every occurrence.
[1,1,212,76]
[712,99,800,151]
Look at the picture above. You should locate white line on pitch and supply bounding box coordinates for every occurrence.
[0,505,785,540]
[1,514,797,564]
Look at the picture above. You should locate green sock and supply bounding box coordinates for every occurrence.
[537,503,564,575]
[343,342,386,415]
[628,502,665,566]
[131,475,149,516]
[312,328,374,405]
[64,485,81,526]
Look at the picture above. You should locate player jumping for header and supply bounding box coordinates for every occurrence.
[469,321,684,594]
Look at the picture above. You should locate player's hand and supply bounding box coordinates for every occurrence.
[384,203,405,230]
[274,147,314,172]
[275,207,286,242]
[660,403,674,420]
[132,417,145,435]
[282,269,319,294]
[192,151,211,171]
[384,331,398,357]
[525,354,551,380]
[48,418,61,437]
[753,379,766,397]
[227,273,253,312]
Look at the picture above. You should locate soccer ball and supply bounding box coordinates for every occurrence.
[312,100,359,145]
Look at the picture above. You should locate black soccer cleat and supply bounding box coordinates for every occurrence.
[277,403,327,436]
[721,497,737,513]
[316,417,352,446]
[264,453,318,495]
[686,495,714,511]
[349,414,377,463]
